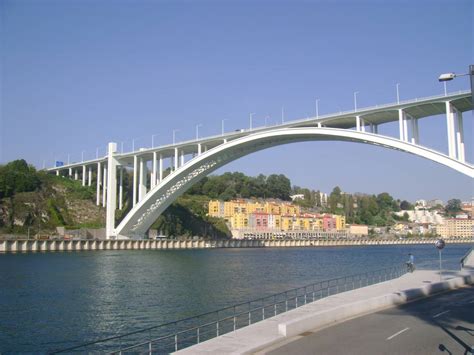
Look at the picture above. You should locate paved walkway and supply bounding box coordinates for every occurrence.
[176,267,473,354]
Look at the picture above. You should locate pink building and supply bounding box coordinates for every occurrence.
[323,214,336,231]
[249,212,269,230]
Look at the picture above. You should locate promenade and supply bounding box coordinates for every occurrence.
[176,253,474,354]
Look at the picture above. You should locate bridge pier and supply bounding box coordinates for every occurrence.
[106,142,118,238]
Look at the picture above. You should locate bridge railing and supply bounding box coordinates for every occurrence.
[50,265,406,354]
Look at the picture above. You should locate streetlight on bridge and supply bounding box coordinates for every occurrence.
[249,113,255,130]
[221,119,228,136]
[195,124,202,140]
[172,129,180,144]
[439,66,474,107]
[354,91,359,111]
[315,99,320,118]
[396,83,400,104]
[152,134,158,148]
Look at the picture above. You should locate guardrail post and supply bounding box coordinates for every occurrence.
[217,321,219,336]
[233,316,236,331]
[262,307,265,320]
[274,303,277,316]
[197,327,200,343]
[175,334,178,352]
[248,311,251,325]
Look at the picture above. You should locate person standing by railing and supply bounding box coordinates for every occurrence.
[406,253,415,272]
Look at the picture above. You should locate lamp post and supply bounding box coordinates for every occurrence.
[439,66,474,107]
[396,83,400,104]
[195,124,202,140]
[315,99,320,118]
[281,107,285,124]
[249,113,255,130]
[221,119,228,136]
[354,91,359,112]
[172,129,179,144]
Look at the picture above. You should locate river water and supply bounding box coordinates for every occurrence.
[0,243,470,352]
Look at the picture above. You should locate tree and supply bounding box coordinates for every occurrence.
[0,159,41,198]
[400,200,414,210]
[445,199,462,216]
[328,186,342,213]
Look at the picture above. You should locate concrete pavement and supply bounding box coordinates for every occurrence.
[175,267,474,354]
[261,285,474,355]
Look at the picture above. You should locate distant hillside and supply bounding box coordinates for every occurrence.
[0,160,105,234]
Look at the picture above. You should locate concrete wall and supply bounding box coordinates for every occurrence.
[0,237,472,253]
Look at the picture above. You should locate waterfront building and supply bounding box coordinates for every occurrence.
[348,224,369,236]
[436,218,474,238]
[248,212,269,230]
[230,213,249,229]
[208,199,346,233]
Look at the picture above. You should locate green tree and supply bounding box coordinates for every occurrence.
[400,200,414,210]
[445,199,462,216]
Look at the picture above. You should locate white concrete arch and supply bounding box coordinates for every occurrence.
[114,127,473,238]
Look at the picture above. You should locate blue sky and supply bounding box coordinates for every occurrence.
[1,0,472,202]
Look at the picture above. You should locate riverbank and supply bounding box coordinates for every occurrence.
[0,237,471,253]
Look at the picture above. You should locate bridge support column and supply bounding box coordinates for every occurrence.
[317,122,322,128]
[82,165,86,186]
[69,167,72,177]
[198,143,202,155]
[360,118,366,132]
[356,116,361,131]
[88,166,92,186]
[445,101,457,158]
[133,155,138,206]
[118,166,123,210]
[56,170,59,176]
[74,169,78,180]
[151,152,157,188]
[174,148,178,171]
[159,154,163,182]
[455,110,465,162]
[96,162,101,206]
[138,157,146,202]
[398,109,407,141]
[106,142,118,239]
[180,151,185,167]
[102,163,107,207]
[410,116,419,144]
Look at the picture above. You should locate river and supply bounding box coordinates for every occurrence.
[0,243,470,352]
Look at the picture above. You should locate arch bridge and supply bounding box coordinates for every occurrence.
[48,91,473,238]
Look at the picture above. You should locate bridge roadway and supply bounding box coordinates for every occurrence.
[176,263,474,354]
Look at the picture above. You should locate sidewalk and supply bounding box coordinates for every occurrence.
[175,268,474,354]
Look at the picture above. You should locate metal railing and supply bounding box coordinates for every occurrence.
[460,247,473,269]
[51,265,406,354]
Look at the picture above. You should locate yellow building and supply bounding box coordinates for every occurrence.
[208,200,224,217]
[281,203,300,216]
[265,202,282,215]
[229,213,249,229]
[209,199,345,232]
[436,218,473,238]
[335,215,346,231]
